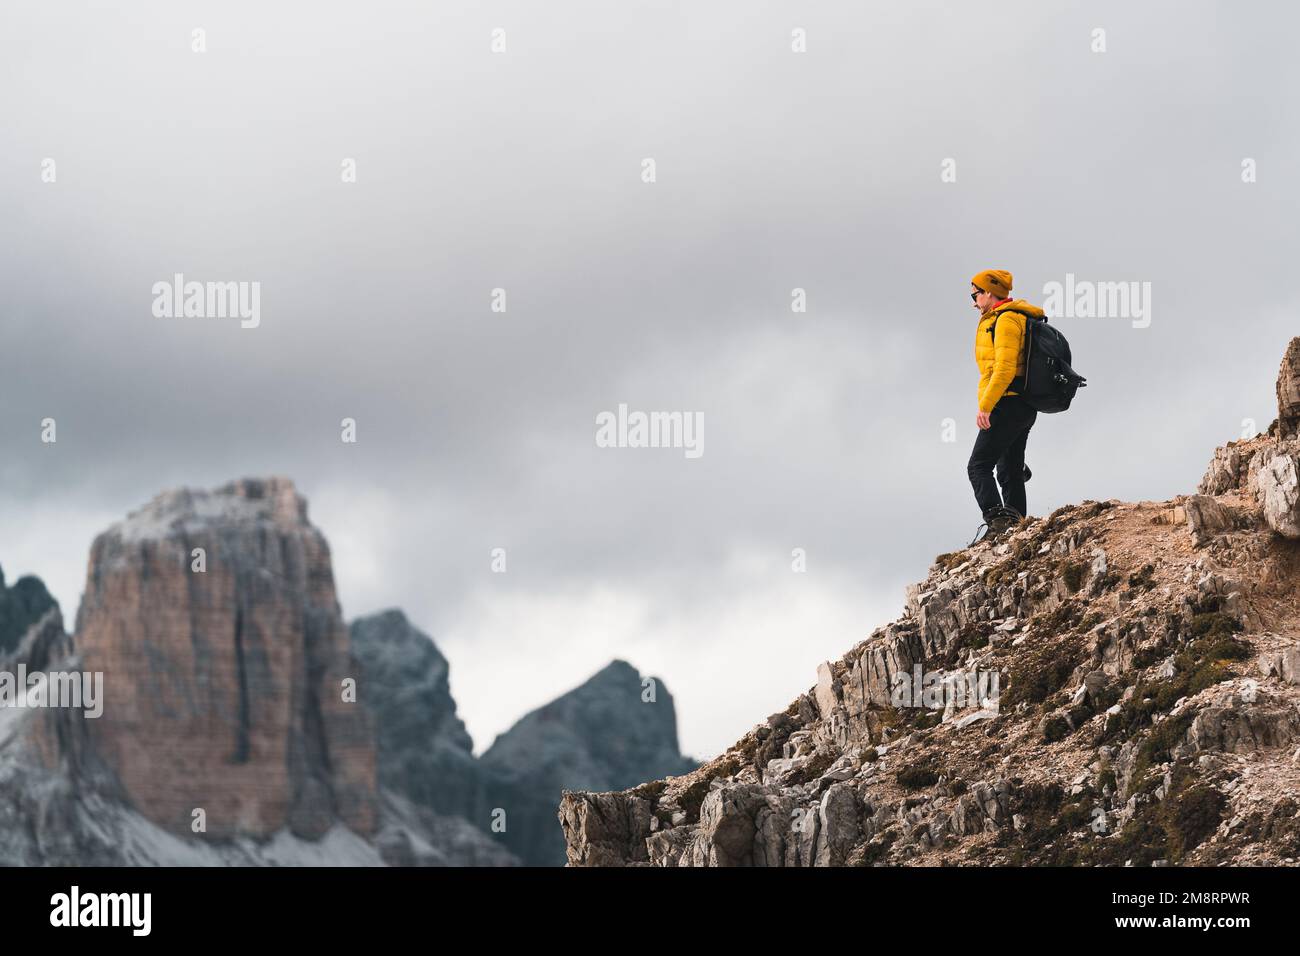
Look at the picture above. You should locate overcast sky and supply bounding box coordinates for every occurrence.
[2,1,1297,760]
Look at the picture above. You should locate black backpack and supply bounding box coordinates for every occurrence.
[990,310,1087,413]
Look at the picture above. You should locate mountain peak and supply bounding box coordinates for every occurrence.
[70,474,373,842]
[582,658,646,689]
[108,476,309,545]
[481,657,696,864]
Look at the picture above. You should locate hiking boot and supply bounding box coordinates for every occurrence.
[969,506,1025,547]
[986,505,1024,535]
[974,506,1022,541]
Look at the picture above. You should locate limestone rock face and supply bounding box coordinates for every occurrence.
[556,790,653,867]
[689,784,797,866]
[1277,336,1300,439]
[1253,447,1300,538]
[1196,338,1300,539]
[72,477,377,840]
[482,659,697,866]
[1199,440,1255,496]
[349,609,482,822]
[1185,495,1235,547]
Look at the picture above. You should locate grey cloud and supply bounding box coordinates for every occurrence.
[2,0,1297,755]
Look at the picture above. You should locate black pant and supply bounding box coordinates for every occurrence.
[967,393,1037,517]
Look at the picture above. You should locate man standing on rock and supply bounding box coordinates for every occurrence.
[967,269,1047,543]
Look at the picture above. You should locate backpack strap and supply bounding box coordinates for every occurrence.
[987,310,1039,394]
[988,308,1043,342]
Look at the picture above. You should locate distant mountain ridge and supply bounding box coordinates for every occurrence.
[348,611,697,865]
[0,478,696,865]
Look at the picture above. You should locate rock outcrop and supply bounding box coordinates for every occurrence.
[560,337,1300,867]
[349,608,483,822]
[1255,450,1300,538]
[1277,336,1300,439]
[1199,337,1300,539]
[72,477,377,840]
[482,659,697,866]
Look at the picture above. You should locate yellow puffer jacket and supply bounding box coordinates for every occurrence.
[975,299,1046,413]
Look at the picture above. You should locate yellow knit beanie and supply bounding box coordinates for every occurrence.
[971,269,1013,299]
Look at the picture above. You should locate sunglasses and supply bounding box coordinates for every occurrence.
[970,290,982,301]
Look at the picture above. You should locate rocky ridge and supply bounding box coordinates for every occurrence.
[559,337,1300,867]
